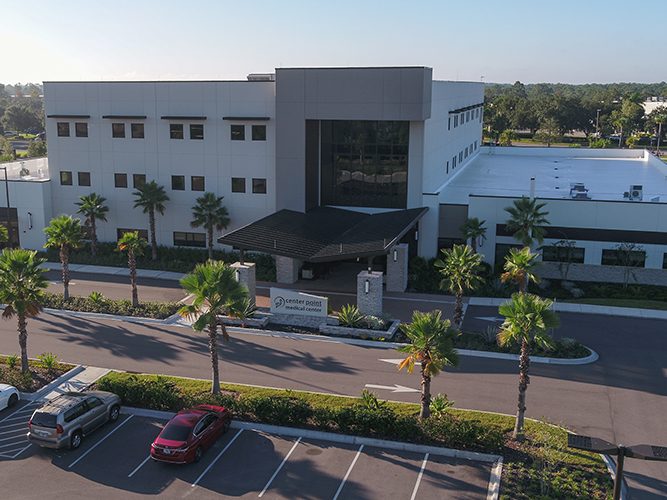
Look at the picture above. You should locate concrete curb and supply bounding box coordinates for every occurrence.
[43,307,171,326]
[456,347,599,365]
[601,454,628,500]
[19,364,84,401]
[120,406,502,464]
[487,457,503,500]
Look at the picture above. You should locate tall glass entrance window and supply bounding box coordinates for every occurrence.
[320,120,409,208]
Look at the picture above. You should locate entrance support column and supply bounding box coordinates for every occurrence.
[386,243,409,292]
[276,256,302,284]
[357,270,383,316]
[231,262,256,306]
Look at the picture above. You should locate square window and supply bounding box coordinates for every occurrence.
[231,125,245,141]
[112,123,125,138]
[446,161,449,174]
[191,176,205,191]
[60,171,73,185]
[75,122,88,138]
[252,125,266,141]
[453,115,458,128]
[57,122,70,137]
[78,172,91,186]
[448,117,451,130]
[114,173,128,188]
[231,177,246,193]
[173,231,206,248]
[133,174,146,188]
[190,124,204,140]
[170,123,184,139]
[171,175,185,191]
[131,123,144,139]
[252,178,267,194]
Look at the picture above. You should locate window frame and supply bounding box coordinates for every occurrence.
[231,177,246,193]
[114,173,128,188]
[251,124,266,141]
[191,176,205,192]
[77,171,91,186]
[112,123,126,138]
[131,123,145,139]
[252,177,267,194]
[59,171,73,186]
[189,123,204,140]
[171,175,185,191]
[75,122,88,138]
[173,231,206,248]
[57,122,70,137]
[170,123,184,140]
[230,124,245,141]
[133,174,146,189]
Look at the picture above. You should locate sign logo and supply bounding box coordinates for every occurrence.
[273,296,285,309]
[269,288,328,317]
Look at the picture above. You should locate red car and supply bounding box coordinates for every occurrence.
[150,405,232,464]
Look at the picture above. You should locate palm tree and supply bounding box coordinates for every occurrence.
[191,192,230,260]
[0,249,48,373]
[0,225,8,247]
[501,247,540,293]
[398,310,459,419]
[460,217,486,253]
[117,231,146,307]
[498,293,559,441]
[178,261,247,394]
[133,181,169,261]
[505,196,549,248]
[44,215,84,301]
[434,244,483,327]
[76,193,109,257]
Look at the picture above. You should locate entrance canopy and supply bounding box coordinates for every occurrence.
[218,207,427,262]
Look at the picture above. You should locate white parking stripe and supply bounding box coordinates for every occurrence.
[0,440,26,449]
[0,405,37,424]
[409,453,429,500]
[68,415,133,469]
[258,437,302,498]
[0,431,28,441]
[332,444,364,500]
[127,454,151,478]
[2,421,29,428]
[10,443,31,459]
[191,429,244,487]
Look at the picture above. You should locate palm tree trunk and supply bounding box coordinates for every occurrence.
[90,217,97,257]
[454,292,463,327]
[208,319,220,395]
[61,245,70,301]
[149,209,157,261]
[513,338,531,441]
[128,249,138,307]
[18,313,29,374]
[207,226,213,260]
[471,238,477,254]
[420,364,431,419]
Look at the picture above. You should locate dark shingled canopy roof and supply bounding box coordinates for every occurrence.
[218,207,427,262]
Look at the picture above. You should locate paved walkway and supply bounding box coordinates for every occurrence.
[42,262,185,281]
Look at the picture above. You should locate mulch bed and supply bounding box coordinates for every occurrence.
[0,361,73,392]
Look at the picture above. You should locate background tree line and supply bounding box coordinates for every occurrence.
[484,81,667,149]
[0,83,44,135]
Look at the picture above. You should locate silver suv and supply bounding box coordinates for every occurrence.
[27,391,121,450]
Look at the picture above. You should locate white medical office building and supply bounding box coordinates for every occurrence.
[4,66,667,287]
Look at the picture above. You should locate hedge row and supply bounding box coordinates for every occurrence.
[42,292,180,319]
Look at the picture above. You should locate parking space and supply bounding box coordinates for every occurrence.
[0,400,40,460]
[0,413,494,499]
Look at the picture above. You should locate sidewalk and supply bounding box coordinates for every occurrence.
[22,365,112,402]
[41,262,185,281]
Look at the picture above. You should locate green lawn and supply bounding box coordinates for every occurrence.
[564,297,667,310]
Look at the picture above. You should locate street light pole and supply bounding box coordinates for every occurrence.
[613,446,626,500]
[596,109,601,137]
[0,167,10,248]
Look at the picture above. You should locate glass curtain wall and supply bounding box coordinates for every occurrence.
[320,120,409,208]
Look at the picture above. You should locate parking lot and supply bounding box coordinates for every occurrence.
[0,404,494,499]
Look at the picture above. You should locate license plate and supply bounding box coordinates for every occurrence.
[36,431,49,437]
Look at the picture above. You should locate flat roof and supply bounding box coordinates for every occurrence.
[0,157,49,182]
[441,148,667,204]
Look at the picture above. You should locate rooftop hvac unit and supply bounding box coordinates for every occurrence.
[627,185,643,201]
[247,73,275,81]
[569,183,590,200]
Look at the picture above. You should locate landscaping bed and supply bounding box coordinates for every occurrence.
[97,371,612,499]
[452,332,591,359]
[0,354,74,392]
[42,292,180,319]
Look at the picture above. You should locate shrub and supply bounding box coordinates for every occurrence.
[338,304,364,328]
[228,297,257,325]
[41,292,179,319]
[88,291,107,307]
[363,315,388,331]
[37,352,59,373]
[97,374,183,411]
[429,393,454,417]
[243,394,313,426]
[407,256,441,293]
[6,354,18,370]
[359,389,386,411]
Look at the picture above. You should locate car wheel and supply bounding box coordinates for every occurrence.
[193,447,203,463]
[70,431,82,450]
[7,393,18,408]
[109,405,120,422]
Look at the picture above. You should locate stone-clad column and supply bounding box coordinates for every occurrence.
[357,270,383,316]
[386,243,409,292]
[275,256,302,284]
[230,262,256,306]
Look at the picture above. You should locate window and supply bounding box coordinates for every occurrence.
[474,140,478,150]
[85,397,104,410]
[231,177,246,193]
[452,155,457,168]
[542,245,585,264]
[453,115,458,128]
[466,111,470,122]
[252,178,267,194]
[114,173,128,188]
[60,171,73,186]
[78,172,91,186]
[57,122,70,137]
[171,175,185,191]
[252,125,266,141]
[470,143,474,154]
[448,117,451,130]
[663,253,667,269]
[170,123,184,139]
[460,113,464,124]
[173,231,206,247]
[601,248,646,267]
[64,403,87,423]
[133,174,146,188]
[465,147,469,158]
[190,124,204,140]
[131,123,144,139]
[459,151,463,163]
[231,125,245,140]
[495,244,522,268]
[446,161,449,174]
[116,228,148,241]
[191,176,205,191]
[112,123,125,138]
[75,122,88,138]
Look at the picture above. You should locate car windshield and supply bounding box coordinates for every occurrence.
[31,412,57,428]
[160,422,191,441]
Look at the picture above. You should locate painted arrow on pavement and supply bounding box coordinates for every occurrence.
[474,316,504,322]
[364,384,419,393]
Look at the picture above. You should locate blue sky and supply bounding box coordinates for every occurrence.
[3,0,663,84]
